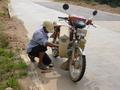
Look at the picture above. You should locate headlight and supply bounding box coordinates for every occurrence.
[77,29,87,37]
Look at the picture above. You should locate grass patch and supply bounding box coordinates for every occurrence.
[0,49,28,76]
[0,48,28,90]
[6,77,20,90]
[0,77,20,90]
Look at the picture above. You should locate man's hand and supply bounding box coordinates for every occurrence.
[46,42,59,48]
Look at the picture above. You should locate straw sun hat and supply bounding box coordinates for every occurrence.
[43,21,54,33]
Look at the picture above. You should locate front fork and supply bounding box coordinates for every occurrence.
[67,42,84,62]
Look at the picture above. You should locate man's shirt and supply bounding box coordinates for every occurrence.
[27,27,48,53]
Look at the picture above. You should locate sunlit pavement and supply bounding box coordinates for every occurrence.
[10,0,120,90]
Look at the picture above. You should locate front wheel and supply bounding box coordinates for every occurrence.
[69,48,86,82]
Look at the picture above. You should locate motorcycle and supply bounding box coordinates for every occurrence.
[51,4,98,82]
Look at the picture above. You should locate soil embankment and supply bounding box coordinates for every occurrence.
[0,0,29,89]
[0,1,28,52]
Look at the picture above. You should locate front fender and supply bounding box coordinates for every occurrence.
[78,47,83,55]
[67,46,85,58]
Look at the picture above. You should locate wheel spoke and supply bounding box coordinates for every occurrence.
[69,48,84,81]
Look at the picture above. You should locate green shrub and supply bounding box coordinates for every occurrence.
[92,0,120,7]
[55,0,120,7]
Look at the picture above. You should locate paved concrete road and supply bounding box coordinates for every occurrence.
[42,26,120,90]
[10,0,120,90]
[32,0,120,21]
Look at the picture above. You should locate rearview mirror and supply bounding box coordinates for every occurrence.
[93,10,98,16]
[63,4,69,11]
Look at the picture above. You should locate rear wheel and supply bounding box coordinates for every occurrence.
[69,48,86,82]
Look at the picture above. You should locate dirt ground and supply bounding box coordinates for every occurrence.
[0,0,28,52]
[55,0,120,14]
[3,17,28,51]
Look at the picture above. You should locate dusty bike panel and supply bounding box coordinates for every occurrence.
[59,26,70,57]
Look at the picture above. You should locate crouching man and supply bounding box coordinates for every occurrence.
[27,21,58,70]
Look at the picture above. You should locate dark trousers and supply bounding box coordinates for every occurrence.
[28,45,51,65]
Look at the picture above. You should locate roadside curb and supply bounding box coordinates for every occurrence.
[20,53,44,90]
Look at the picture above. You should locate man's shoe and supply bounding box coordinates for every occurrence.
[49,63,54,68]
[28,54,36,63]
[38,63,49,70]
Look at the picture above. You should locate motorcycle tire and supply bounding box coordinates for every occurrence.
[69,48,86,82]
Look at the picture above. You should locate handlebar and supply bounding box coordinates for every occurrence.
[58,17,68,20]
[58,16,96,28]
